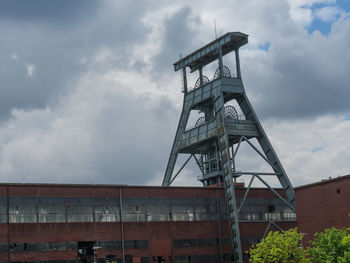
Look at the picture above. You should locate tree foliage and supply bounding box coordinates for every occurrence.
[248,228,309,263]
[308,227,350,263]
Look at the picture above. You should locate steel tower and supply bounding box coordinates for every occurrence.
[162,32,296,263]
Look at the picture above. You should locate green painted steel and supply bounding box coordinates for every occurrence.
[162,32,295,263]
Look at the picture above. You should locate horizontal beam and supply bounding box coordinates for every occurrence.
[231,172,278,176]
[173,32,248,72]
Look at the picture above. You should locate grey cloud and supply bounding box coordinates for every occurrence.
[243,15,350,120]
[152,6,202,76]
[0,70,177,185]
[0,0,350,187]
[0,0,99,25]
[0,0,150,121]
[82,97,176,185]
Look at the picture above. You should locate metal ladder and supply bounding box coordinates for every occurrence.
[215,94,243,263]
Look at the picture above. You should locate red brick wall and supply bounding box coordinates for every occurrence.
[295,176,350,245]
[0,183,297,262]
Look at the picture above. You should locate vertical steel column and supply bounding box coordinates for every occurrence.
[182,67,188,93]
[235,48,241,78]
[214,94,243,263]
[231,146,236,184]
[218,46,224,78]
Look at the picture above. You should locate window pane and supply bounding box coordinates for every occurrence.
[0,215,8,223]
[38,205,65,214]
[123,213,146,222]
[9,204,36,214]
[0,206,7,214]
[9,214,36,223]
[39,197,65,205]
[145,213,170,222]
[95,205,119,214]
[67,206,93,213]
[67,214,93,222]
[97,240,121,249]
[95,214,119,222]
[10,197,38,205]
[66,197,94,205]
[0,243,8,252]
[39,214,66,223]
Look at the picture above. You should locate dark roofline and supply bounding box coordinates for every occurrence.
[3,175,349,192]
[294,174,350,190]
[0,182,281,191]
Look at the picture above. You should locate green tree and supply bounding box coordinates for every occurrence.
[249,228,309,263]
[308,227,350,263]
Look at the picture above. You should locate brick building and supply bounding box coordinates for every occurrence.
[295,174,350,244]
[0,184,296,263]
[1,175,349,263]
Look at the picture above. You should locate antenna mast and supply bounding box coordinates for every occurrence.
[214,18,217,39]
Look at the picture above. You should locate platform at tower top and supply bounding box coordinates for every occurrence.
[173,32,248,72]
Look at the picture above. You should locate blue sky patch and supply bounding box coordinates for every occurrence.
[307,1,350,35]
[258,42,271,51]
[308,18,333,35]
[312,146,324,152]
[338,0,350,12]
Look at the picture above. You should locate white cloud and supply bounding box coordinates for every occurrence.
[287,0,336,8]
[0,58,178,184]
[289,6,314,27]
[266,115,350,186]
[10,53,18,61]
[146,114,350,188]
[286,0,337,26]
[92,46,113,65]
[0,0,349,188]
[26,64,36,77]
[314,5,343,22]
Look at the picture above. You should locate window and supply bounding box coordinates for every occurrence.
[39,214,66,223]
[0,197,7,212]
[7,242,77,252]
[0,243,8,252]
[97,240,121,249]
[97,240,148,249]
[173,239,217,247]
[124,240,148,249]
[3,195,296,224]
[95,204,120,222]
[174,254,221,263]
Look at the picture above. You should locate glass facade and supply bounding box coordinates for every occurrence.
[174,254,233,263]
[0,190,297,263]
[0,258,149,263]
[0,196,296,223]
[173,237,260,248]
[8,242,77,252]
[4,240,147,252]
[96,240,148,249]
[11,261,79,263]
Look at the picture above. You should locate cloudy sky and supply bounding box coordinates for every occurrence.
[0,0,349,188]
